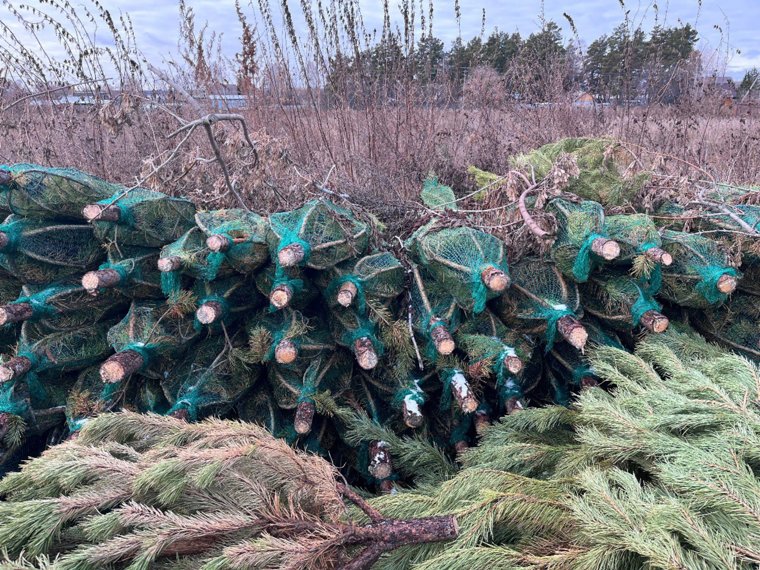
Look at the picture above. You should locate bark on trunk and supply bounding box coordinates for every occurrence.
[640,310,670,333]
[294,400,315,435]
[100,350,144,383]
[481,266,510,292]
[591,237,621,260]
[556,315,588,350]
[0,303,34,325]
[0,356,32,382]
[82,269,122,293]
[278,243,305,267]
[337,281,358,307]
[83,204,121,222]
[354,337,379,370]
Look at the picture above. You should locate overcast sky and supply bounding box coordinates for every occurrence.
[1,0,757,79]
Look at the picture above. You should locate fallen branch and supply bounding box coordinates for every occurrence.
[518,183,553,240]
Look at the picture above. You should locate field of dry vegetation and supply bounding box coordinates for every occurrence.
[0,0,757,219]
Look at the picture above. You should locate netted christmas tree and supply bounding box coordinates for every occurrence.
[659,229,741,308]
[0,164,119,220]
[83,187,197,247]
[268,199,370,269]
[195,208,270,275]
[547,198,621,283]
[0,215,104,284]
[81,245,162,299]
[157,226,231,296]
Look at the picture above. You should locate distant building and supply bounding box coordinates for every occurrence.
[573,91,595,107]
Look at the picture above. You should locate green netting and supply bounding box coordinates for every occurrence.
[236,383,283,436]
[455,310,532,384]
[329,306,384,367]
[133,376,171,415]
[159,227,234,296]
[604,214,662,261]
[244,309,334,365]
[65,365,126,432]
[408,220,510,314]
[162,336,260,422]
[320,252,405,315]
[510,138,650,206]
[0,163,120,220]
[91,188,196,247]
[420,175,458,211]
[547,198,615,283]
[495,258,582,351]
[660,230,741,308]
[0,215,104,284]
[106,301,200,378]
[267,353,352,413]
[95,246,162,299]
[409,265,461,362]
[192,276,262,331]
[693,292,760,362]
[9,281,125,332]
[254,264,316,311]
[195,209,270,275]
[268,199,369,270]
[9,319,115,385]
[580,273,663,331]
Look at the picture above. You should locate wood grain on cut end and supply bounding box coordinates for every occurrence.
[100,350,144,383]
[354,337,379,370]
[82,269,122,293]
[557,315,588,350]
[0,356,32,383]
[157,256,182,272]
[294,400,315,435]
[337,281,358,307]
[505,397,524,415]
[474,411,491,434]
[278,243,305,267]
[270,285,293,309]
[717,274,737,294]
[591,237,621,260]
[83,204,120,222]
[449,371,479,413]
[640,310,670,334]
[431,324,455,355]
[206,234,232,252]
[402,400,424,428]
[367,441,393,480]
[481,266,510,292]
[645,247,673,266]
[0,303,33,326]
[504,355,523,375]
[0,232,9,250]
[196,301,224,325]
[274,339,298,364]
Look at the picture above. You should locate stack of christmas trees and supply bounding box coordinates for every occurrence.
[0,138,756,497]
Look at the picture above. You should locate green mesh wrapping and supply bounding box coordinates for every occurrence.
[604,214,662,261]
[409,265,461,362]
[0,276,21,353]
[159,227,234,296]
[65,365,125,432]
[494,259,582,351]
[329,306,384,362]
[0,163,119,220]
[455,310,532,384]
[236,384,283,436]
[548,318,623,401]
[162,336,260,421]
[9,319,115,383]
[192,276,262,331]
[96,246,163,299]
[254,264,316,311]
[268,199,369,270]
[0,215,104,284]
[91,188,196,247]
[660,230,741,308]
[738,263,760,296]
[407,220,510,313]
[319,252,405,315]
[510,138,649,206]
[133,376,171,415]
[11,281,125,332]
[244,309,334,365]
[580,273,663,331]
[693,292,760,362]
[195,209,270,276]
[106,301,200,379]
[267,353,352,412]
[547,198,614,283]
